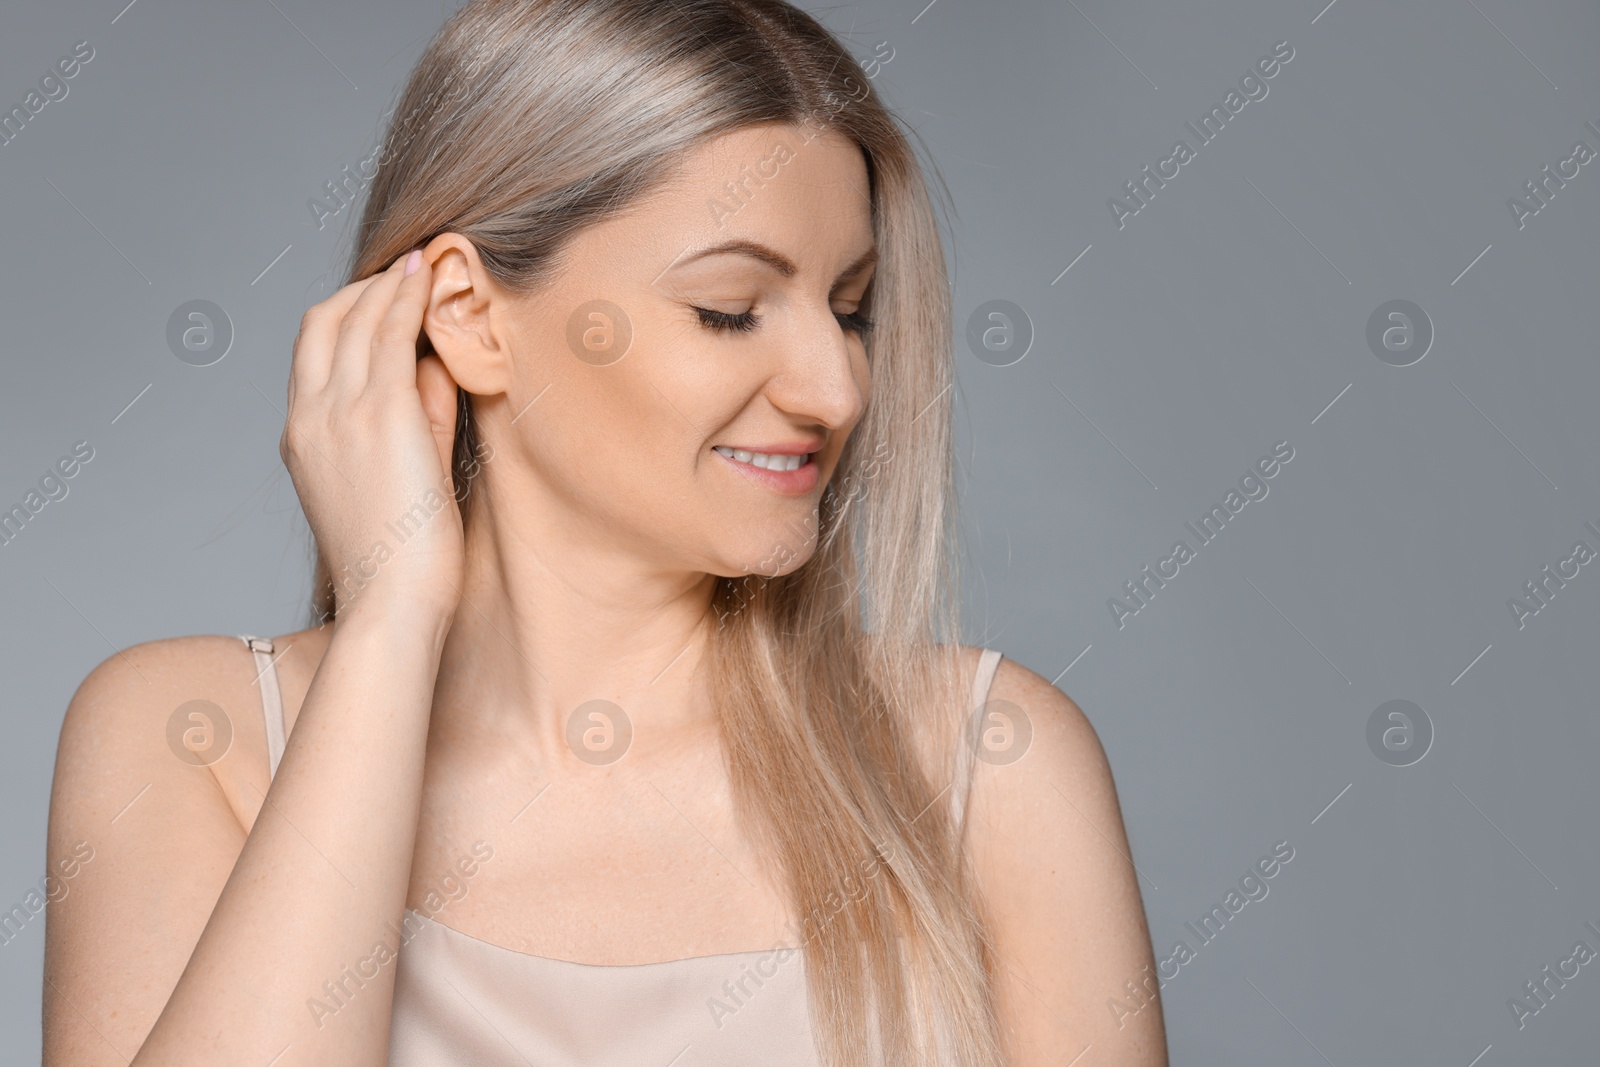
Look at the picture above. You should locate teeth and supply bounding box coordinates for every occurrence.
[714,446,808,472]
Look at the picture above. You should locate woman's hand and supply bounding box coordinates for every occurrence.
[50,258,467,1059]
[282,249,464,624]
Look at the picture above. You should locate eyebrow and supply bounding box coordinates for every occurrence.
[666,239,878,285]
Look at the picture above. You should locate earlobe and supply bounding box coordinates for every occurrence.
[420,236,512,395]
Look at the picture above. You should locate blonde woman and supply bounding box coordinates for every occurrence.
[43,1,1166,1064]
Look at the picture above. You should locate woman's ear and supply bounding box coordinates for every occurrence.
[419,234,513,395]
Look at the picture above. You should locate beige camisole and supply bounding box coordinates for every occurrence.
[240,636,1003,1066]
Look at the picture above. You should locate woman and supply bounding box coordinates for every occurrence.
[42,1,1166,1064]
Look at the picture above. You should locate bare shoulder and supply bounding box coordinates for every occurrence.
[962,654,1166,1064]
[982,653,1108,785]
[57,633,265,776]
[43,629,319,1063]
[963,652,1118,866]
[53,625,332,834]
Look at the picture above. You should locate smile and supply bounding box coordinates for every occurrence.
[711,445,821,496]
[712,446,812,471]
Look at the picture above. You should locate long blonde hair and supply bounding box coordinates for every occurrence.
[310,1,1002,1062]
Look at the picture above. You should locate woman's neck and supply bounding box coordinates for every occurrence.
[429,484,722,763]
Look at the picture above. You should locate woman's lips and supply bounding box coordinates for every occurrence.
[711,446,820,496]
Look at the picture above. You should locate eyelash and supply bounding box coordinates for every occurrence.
[693,307,875,338]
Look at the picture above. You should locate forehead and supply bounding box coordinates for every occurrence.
[608,123,875,270]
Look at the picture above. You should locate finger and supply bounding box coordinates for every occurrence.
[416,354,460,487]
[369,250,434,390]
[290,272,384,397]
[326,252,413,394]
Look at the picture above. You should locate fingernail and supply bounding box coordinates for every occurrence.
[404,250,422,275]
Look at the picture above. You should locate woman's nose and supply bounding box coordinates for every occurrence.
[764,307,868,431]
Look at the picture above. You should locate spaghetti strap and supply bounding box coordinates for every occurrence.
[951,647,1003,839]
[239,635,286,780]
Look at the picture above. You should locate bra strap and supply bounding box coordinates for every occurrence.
[239,635,286,780]
[952,648,1003,838]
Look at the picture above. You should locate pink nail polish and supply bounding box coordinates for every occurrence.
[404,250,422,275]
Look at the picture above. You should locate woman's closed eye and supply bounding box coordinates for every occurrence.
[693,306,875,337]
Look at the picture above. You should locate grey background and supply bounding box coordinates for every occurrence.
[2,0,1596,1062]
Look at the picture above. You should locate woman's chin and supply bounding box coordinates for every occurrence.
[702,539,819,582]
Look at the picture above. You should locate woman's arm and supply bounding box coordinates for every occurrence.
[966,659,1169,1066]
[44,620,446,1066]
[43,248,466,1066]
